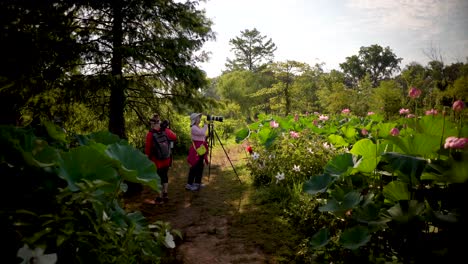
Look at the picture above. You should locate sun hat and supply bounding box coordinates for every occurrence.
[190,113,202,126]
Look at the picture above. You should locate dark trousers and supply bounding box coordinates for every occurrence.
[187,156,205,184]
[157,167,169,184]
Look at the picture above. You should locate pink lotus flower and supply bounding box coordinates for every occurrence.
[319,115,329,121]
[453,100,465,112]
[361,128,368,136]
[408,87,422,99]
[290,131,300,138]
[313,119,318,126]
[399,108,410,115]
[425,109,438,115]
[341,108,350,114]
[367,112,375,116]
[444,137,468,149]
[390,128,400,136]
[270,121,279,128]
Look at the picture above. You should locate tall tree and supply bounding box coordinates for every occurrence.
[268,61,306,115]
[74,0,215,138]
[0,0,80,125]
[340,44,402,87]
[225,28,277,72]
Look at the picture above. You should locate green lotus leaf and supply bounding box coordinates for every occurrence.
[235,127,250,143]
[382,181,410,204]
[105,143,160,191]
[324,153,355,177]
[42,119,67,143]
[319,191,361,213]
[372,122,398,139]
[328,134,349,147]
[386,200,425,223]
[57,146,119,192]
[341,126,357,139]
[309,228,331,249]
[77,131,123,146]
[339,226,371,250]
[388,133,440,158]
[418,115,458,137]
[303,174,334,195]
[382,152,427,184]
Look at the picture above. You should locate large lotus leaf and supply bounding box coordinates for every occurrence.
[256,127,276,148]
[57,146,120,192]
[417,115,458,137]
[105,143,160,191]
[422,156,468,183]
[388,133,440,158]
[77,131,123,146]
[350,139,380,173]
[324,153,356,177]
[355,202,391,226]
[235,127,250,143]
[328,134,349,147]
[277,117,292,130]
[372,122,398,139]
[42,119,67,143]
[319,191,361,213]
[30,144,60,166]
[341,126,357,140]
[339,226,371,250]
[303,174,334,195]
[368,114,384,122]
[385,200,425,223]
[382,152,427,184]
[309,228,331,249]
[383,181,410,204]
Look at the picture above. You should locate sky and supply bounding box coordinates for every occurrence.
[196,0,468,78]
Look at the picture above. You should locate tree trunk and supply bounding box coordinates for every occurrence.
[109,0,126,139]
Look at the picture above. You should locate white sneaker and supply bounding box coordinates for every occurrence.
[185,184,193,190]
[191,183,201,191]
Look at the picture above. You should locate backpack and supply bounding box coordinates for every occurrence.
[152,130,171,159]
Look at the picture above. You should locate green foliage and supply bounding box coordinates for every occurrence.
[225,28,277,72]
[0,123,175,263]
[243,109,468,263]
[340,44,402,87]
[370,80,404,119]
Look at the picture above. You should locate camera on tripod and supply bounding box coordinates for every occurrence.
[206,115,223,122]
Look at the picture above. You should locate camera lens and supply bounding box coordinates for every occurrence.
[207,115,223,122]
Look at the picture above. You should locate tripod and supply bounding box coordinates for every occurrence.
[207,122,242,184]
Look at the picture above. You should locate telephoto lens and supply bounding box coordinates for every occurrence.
[207,115,224,122]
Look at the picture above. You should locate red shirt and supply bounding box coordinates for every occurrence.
[145,128,177,168]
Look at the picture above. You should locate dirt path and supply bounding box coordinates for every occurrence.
[125,144,275,264]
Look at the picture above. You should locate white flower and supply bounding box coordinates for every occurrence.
[102,211,109,221]
[17,244,57,264]
[307,147,314,154]
[163,231,175,248]
[252,152,260,160]
[323,142,330,149]
[293,165,301,172]
[275,172,285,183]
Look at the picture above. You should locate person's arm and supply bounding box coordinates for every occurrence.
[191,125,207,138]
[145,132,153,157]
[165,128,177,141]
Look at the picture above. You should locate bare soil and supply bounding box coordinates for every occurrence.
[124,144,281,264]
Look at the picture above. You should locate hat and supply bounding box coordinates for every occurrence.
[190,113,202,126]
